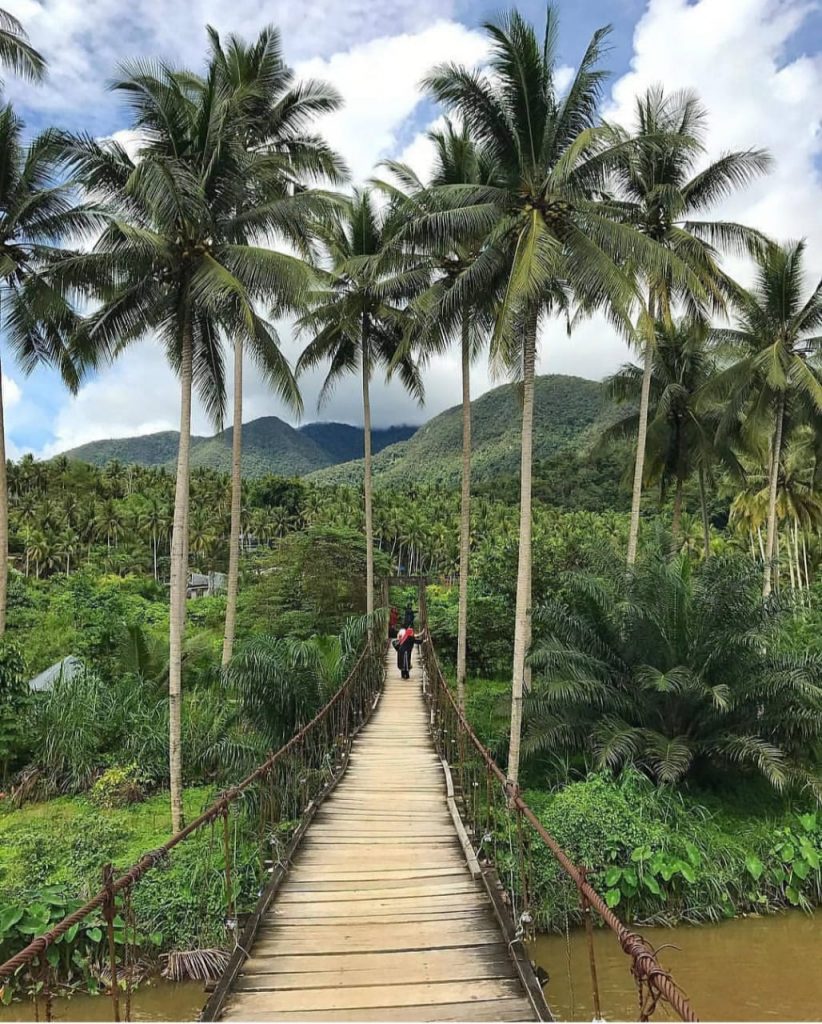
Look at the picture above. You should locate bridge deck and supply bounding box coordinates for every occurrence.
[220,655,537,1022]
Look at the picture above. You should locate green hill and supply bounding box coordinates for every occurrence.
[308,375,615,488]
[61,418,419,477]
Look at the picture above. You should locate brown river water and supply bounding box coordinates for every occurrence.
[0,913,819,1021]
[530,911,822,1021]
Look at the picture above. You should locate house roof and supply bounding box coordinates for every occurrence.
[28,656,84,693]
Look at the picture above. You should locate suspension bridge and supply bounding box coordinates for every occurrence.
[0,590,698,1023]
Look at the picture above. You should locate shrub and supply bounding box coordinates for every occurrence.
[90,763,147,808]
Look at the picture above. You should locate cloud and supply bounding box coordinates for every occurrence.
[2,0,464,131]
[606,0,822,285]
[295,22,487,181]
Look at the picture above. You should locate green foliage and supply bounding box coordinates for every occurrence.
[89,763,147,808]
[0,640,28,780]
[525,544,822,793]
[504,773,822,931]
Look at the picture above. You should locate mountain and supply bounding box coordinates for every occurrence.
[298,423,417,463]
[61,418,419,477]
[307,375,615,488]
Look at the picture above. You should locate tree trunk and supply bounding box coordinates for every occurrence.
[0,353,8,638]
[169,322,193,832]
[626,302,656,566]
[762,393,785,598]
[456,313,472,710]
[507,306,537,789]
[153,532,158,581]
[222,336,243,667]
[361,325,374,617]
[698,466,711,559]
[671,477,684,541]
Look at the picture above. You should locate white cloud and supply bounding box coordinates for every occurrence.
[606,0,822,286]
[2,0,462,127]
[295,22,487,181]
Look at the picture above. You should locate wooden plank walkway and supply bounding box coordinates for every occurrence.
[219,654,537,1022]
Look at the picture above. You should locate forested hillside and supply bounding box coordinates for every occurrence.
[61,418,419,477]
[309,375,614,487]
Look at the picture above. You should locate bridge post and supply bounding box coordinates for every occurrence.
[101,864,120,1023]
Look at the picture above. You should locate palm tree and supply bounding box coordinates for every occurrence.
[606,317,737,553]
[379,120,499,708]
[0,107,98,635]
[524,546,822,795]
[0,8,45,88]
[608,86,770,566]
[420,9,699,785]
[61,57,309,831]
[711,240,822,597]
[296,188,423,617]
[206,26,347,667]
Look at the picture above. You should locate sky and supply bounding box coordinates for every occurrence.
[1,0,821,457]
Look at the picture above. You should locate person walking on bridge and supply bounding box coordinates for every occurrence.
[394,626,425,679]
[403,601,415,629]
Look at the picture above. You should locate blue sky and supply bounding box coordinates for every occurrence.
[2,0,821,456]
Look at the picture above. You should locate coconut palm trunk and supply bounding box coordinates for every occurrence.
[763,392,785,598]
[698,466,711,559]
[361,322,374,617]
[0,352,8,639]
[507,308,537,789]
[626,305,655,566]
[222,336,243,667]
[168,322,194,832]
[672,478,684,540]
[456,313,471,709]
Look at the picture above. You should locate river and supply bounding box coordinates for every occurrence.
[1,913,819,1021]
[530,911,822,1021]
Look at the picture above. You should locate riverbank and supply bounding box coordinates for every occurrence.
[462,677,822,930]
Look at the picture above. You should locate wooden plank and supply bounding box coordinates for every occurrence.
[233,958,516,991]
[284,868,468,886]
[226,978,525,1014]
[222,996,535,1021]
[277,882,482,903]
[250,928,504,956]
[239,945,514,977]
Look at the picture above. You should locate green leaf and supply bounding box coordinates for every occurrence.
[622,867,638,888]
[798,813,817,833]
[801,847,819,870]
[604,867,622,887]
[604,888,621,908]
[65,923,79,944]
[782,844,795,863]
[791,859,810,881]
[745,855,764,881]
[46,946,60,968]
[87,927,103,943]
[0,907,24,933]
[785,885,800,906]
[678,862,697,884]
[643,875,663,896]
[1,985,13,1006]
[684,841,702,867]
[631,845,652,863]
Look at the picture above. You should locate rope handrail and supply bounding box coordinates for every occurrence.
[422,640,698,1023]
[0,640,380,986]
